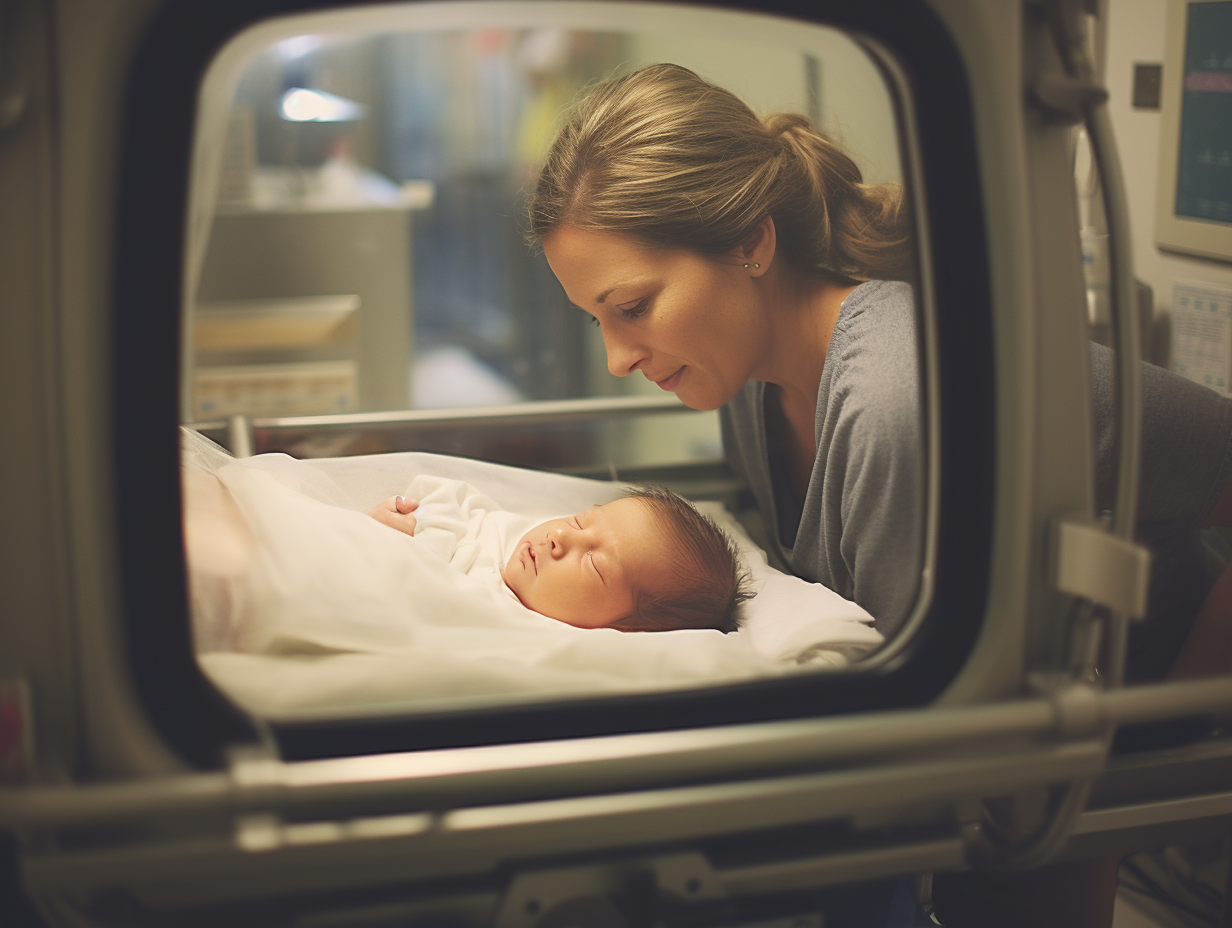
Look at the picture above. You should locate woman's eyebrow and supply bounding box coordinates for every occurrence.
[595,276,653,305]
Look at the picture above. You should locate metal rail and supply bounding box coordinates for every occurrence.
[3,677,1230,831]
[188,394,696,436]
[22,745,1106,905]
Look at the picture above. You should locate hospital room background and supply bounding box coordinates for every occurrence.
[185,0,1232,471]
[184,23,902,470]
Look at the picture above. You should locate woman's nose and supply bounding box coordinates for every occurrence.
[548,526,568,558]
[603,327,648,377]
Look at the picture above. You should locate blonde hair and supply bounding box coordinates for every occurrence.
[529,63,913,284]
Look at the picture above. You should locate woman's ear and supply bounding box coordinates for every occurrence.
[735,216,776,275]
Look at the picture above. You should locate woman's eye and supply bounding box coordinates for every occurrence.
[588,315,601,328]
[617,299,648,320]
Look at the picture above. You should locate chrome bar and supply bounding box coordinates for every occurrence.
[20,744,1106,907]
[718,838,966,895]
[0,700,1050,829]
[4,678,1229,831]
[1070,790,1232,836]
[1101,676,1232,725]
[227,414,255,458]
[186,394,695,436]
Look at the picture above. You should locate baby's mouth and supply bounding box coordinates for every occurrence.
[527,541,538,575]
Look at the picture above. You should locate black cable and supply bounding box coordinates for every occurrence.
[1118,855,1221,927]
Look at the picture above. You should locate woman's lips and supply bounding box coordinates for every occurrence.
[655,366,685,391]
[526,541,538,574]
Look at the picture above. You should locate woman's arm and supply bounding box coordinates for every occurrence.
[1165,559,1232,680]
[1209,471,1232,527]
[1165,472,1232,680]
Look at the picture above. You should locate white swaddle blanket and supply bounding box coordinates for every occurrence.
[182,429,882,720]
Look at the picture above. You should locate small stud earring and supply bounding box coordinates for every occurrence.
[744,262,760,269]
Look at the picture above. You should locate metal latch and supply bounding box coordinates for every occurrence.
[1031,72,1108,124]
[1050,518,1150,618]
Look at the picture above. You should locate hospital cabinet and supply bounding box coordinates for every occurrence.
[190,204,415,418]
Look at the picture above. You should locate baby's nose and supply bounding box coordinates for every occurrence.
[549,526,568,557]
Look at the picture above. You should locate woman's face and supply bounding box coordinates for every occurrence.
[542,225,769,411]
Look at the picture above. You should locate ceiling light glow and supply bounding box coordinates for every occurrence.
[280,88,365,122]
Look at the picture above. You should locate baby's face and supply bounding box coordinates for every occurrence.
[503,498,672,628]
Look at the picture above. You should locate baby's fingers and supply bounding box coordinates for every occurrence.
[368,496,419,536]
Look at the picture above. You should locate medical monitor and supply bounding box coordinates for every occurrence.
[1156,0,1232,262]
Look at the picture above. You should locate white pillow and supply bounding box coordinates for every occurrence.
[693,501,882,665]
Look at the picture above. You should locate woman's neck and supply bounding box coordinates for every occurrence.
[756,271,859,411]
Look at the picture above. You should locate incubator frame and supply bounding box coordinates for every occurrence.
[5,0,1232,924]
[107,0,997,764]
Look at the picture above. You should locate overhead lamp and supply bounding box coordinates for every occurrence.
[279,87,365,122]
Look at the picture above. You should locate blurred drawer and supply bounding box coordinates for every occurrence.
[194,295,359,351]
[194,361,358,418]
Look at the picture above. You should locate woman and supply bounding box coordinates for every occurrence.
[529,62,1232,663]
[528,62,1232,928]
[530,63,923,639]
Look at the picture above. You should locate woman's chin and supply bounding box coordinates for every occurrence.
[669,374,739,411]
[675,388,729,412]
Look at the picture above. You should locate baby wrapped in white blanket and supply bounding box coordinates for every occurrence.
[367,481,747,634]
[182,429,882,719]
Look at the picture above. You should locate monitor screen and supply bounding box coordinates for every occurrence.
[1175,1,1232,225]
[1156,0,1232,261]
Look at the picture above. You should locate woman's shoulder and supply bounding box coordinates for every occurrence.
[833,280,916,336]
[822,280,921,432]
[828,280,918,372]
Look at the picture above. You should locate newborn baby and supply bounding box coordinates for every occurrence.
[370,484,748,633]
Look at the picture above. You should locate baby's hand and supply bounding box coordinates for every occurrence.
[368,495,418,536]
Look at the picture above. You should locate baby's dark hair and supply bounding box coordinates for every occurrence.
[611,485,752,634]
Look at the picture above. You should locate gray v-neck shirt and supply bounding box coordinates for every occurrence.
[721,278,1232,662]
[720,280,924,637]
